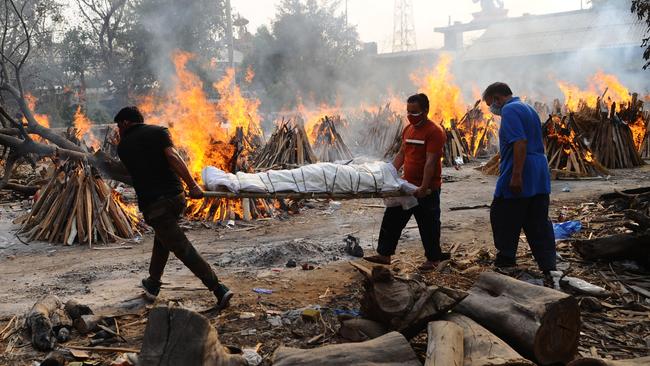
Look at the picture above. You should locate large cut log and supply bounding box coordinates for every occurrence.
[271,331,421,366]
[444,313,534,366]
[139,307,246,366]
[26,295,63,351]
[568,356,650,366]
[572,232,650,265]
[338,318,388,342]
[359,266,467,338]
[425,320,463,366]
[455,272,580,365]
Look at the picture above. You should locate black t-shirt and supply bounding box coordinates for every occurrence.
[117,124,183,209]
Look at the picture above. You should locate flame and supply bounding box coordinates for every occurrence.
[138,50,263,221]
[112,190,139,222]
[213,68,261,137]
[25,93,50,128]
[139,51,234,176]
[73,106,101,149]
[630,116,647,150]
[298,102,343,144]
[245,66,255,84]
[411,54,465,128]
[557,71,631,112]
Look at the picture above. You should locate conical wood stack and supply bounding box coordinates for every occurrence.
[543,114,609,178]
[355,103,404,158]
[312,115,353,162]
[253,117,317,170]
[590,102,644,169]
[17,160,140,246]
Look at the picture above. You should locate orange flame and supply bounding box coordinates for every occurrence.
[138,50,263,221]
[630,116,647,150]
[557,71,631,112]
[73,106,100,149]
[411,54,465,128]
[139,51,234,176]
[25,93,50,128]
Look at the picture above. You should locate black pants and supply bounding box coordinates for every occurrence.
[142,194,220,291]
[377,190,443,261]
[490,194,556,272]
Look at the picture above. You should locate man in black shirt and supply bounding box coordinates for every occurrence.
[115,106,233,310]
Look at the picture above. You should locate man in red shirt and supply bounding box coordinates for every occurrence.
[365,93,449,271]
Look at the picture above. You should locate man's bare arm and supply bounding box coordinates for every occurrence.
[414,152,438,197]
[393,146,405,170]
[164,147,204,198]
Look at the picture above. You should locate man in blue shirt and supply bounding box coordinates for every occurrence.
[482,82,556,274]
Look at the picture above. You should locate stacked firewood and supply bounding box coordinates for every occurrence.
[579,94,645,169]
[312,115,353,162]
[543,114,609,178]
[253,117,316,170]
[458,100,497,158]
[641,131,650,159]
[16,159,140,246]
[443,121,472,167]
[354,103,404,158]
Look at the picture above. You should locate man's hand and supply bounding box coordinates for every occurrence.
[413,186,429,198]
[509,174,523,195]
[188,184,204,199]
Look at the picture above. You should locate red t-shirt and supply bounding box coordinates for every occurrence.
[402,120,446,190]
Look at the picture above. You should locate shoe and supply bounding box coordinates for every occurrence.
[418,261,440,272]
[141,277,161,301]
[493,256,516,269]
[213,284,234,311]
[363,255,392,265]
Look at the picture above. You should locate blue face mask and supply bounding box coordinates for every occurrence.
[490,103,502,116]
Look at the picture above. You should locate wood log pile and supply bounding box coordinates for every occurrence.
[443,122,472,167]
[571,187,650,266]
[543,114,609,178]
[352,103,404,158]
[348,263,584,366]
[565,93,645,169]
[457,100,497,158]
[253,117,316,170]
[311,115,353,162]
[16,159,140,246]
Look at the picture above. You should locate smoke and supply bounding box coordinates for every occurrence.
[449,3,649,103]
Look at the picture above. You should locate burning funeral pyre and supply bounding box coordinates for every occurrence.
[543,114,609,178]
[138,51,276,221]
[412,55,496,167]
[558,72,646,169]
[17,127,140,246]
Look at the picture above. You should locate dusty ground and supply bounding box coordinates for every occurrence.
[1,161,649,365]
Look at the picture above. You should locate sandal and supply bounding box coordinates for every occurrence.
[364,255,392,265]
[418,261,441,272]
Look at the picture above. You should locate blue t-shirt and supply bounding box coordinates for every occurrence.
[495,97,551,199]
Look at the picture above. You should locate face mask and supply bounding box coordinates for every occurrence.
[490,103,502,116]
[407,112,424,125]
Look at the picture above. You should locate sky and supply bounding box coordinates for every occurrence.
[231,0,587,53]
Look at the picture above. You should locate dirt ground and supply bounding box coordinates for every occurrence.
[1,161,649,365]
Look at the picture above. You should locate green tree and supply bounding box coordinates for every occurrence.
[632,0,650,69]
[243,0,361,109]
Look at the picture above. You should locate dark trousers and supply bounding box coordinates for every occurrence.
[142,194,220,291]
[377,190,443,261]
[490,194,557,272]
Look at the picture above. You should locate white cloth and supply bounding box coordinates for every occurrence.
[201,162,416,196]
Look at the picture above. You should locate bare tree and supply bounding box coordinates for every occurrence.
[632,0,650,69]
[0,0,130,192]
[75,0,130,98]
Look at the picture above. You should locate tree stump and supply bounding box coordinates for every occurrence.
[271,331,420,366]
[139,307,246,366]
[455,272,580,365]
[425,320,464,366]
[360,266,467,337]
[338,318,388,342]
[445,313,534,366]
[26,295,62,351]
